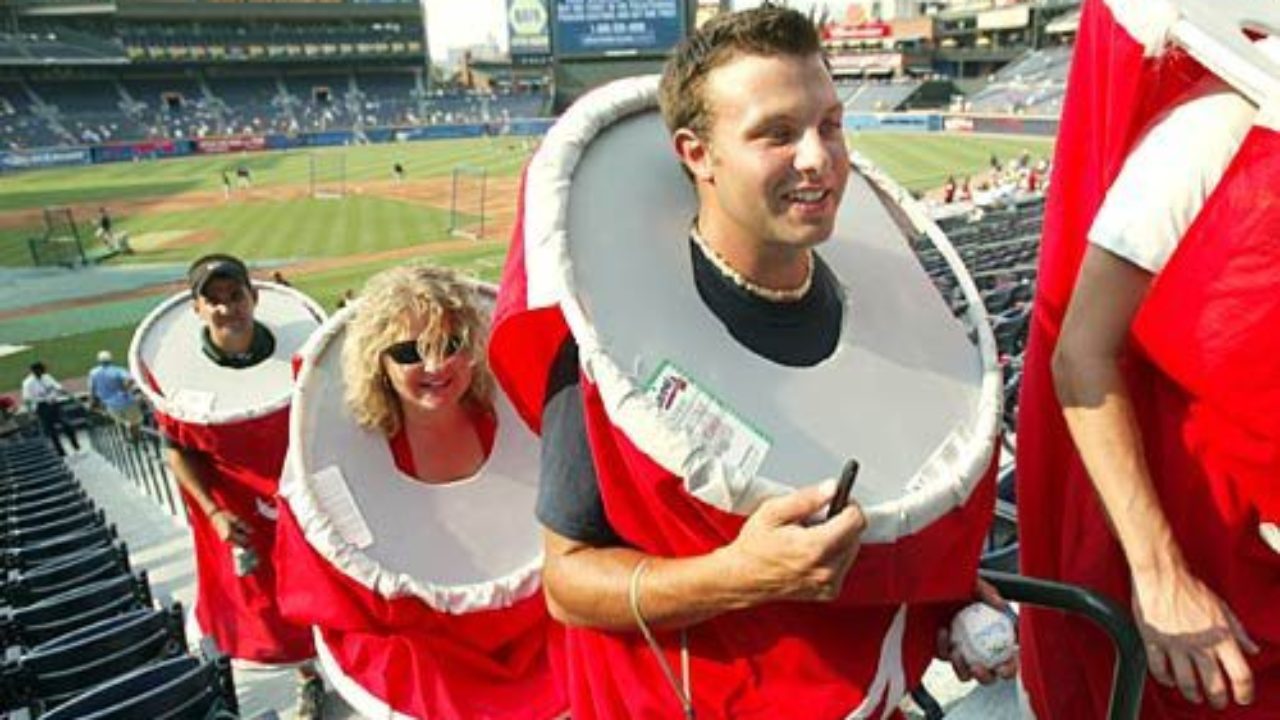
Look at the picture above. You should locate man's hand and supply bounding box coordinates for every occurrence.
[1132,563,1259,709]
[718,482,867,603]
[209,508,252,548]
[938,578,1019,684]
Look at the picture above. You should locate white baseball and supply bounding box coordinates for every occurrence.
[950,602,1017,667]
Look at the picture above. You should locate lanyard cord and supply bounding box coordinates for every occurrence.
[629,558,696,720]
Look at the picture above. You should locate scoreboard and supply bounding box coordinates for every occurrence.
[552,0,685,58]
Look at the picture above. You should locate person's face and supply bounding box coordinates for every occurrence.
[193,276,257,347]
[677,52,850,255]
[380,314,474,417]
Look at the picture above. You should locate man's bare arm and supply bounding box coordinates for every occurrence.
[542,482,866,632]
[166,446,250,546]
[1054,246,1257,708]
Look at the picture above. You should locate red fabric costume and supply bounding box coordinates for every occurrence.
[154,407,315,664]
[489,173,995,719]
[1016,1,1280,717]
[273,501,566,720]
[272,324,566,719]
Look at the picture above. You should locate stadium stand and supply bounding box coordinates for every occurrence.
[841,80,925,112]
[964,46,1073,115]
[0,0,554,150]
[0,29,127,66]
[0,425,241,718]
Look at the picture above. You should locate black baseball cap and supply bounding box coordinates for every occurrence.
[188,254,251,299]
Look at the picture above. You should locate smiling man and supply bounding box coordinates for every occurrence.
[160,253,325,718]
[512,6,1012,719]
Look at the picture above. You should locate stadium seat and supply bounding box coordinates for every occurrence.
[0,498,96,535]
[1,494,87,525]
[2,524,116,571]
[3,483,82,512]
[1,464,74,487]
[41,654,237,720]
[4,541,130,606]
[1,509,106,550]
[1,572,151,648]
[0,605,185,712]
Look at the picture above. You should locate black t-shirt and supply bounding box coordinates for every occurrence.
[537,239,844,545]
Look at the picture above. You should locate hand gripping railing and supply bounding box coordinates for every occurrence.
[980,570,1147,720]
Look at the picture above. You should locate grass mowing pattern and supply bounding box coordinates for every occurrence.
[0,138,529,266]
[0,139,529,213]
[114,196,462,265]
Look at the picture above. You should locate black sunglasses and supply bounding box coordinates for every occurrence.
[383,334,465,365]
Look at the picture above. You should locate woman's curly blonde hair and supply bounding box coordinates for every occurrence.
[341,264,492,437]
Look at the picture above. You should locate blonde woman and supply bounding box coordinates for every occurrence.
[342,264,495,484]
[275,263,566,720]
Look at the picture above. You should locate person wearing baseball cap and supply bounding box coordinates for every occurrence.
[187,254,275,369]
[161,252,326,716]
[87,349,141,440]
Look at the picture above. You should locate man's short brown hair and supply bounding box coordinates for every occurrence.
[658,4,824,139]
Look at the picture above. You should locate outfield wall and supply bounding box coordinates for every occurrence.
[842,112,1059,136]
[0,118,557,173]
[0,112,1057,173]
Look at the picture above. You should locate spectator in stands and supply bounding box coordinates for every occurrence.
[87,350,141,440]
[335,288,355,310]
[21,361,80,457]
[161,254,325,718]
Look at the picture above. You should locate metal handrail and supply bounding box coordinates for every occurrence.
[980,570,1147,720]
[83,406,186,526]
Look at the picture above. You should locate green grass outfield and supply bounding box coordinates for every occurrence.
[0,138,529,267]
[0,139,528,213]
[849,131,1054,190]
[0,131,1054,392]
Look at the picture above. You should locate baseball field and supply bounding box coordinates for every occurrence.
[0,131,1053,393]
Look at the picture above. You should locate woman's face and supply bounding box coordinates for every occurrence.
[380,313,474,417]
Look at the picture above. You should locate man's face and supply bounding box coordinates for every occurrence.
[193,276,256,345]
[683,52,850,255]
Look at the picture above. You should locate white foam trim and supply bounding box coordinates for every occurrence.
[1104,0,1178,55]
[845,604,908,719]
[1170,0,1280,108]
[522,76,658,312]
[1017,675,1039,720]
[314,628,414,720]
[281,302,544,614]
[129,281,325,426]
[280,456,544,613]
[525,76,1000,542]
[1259,100,1280,130]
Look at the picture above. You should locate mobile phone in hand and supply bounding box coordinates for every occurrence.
[827,458,860,520]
